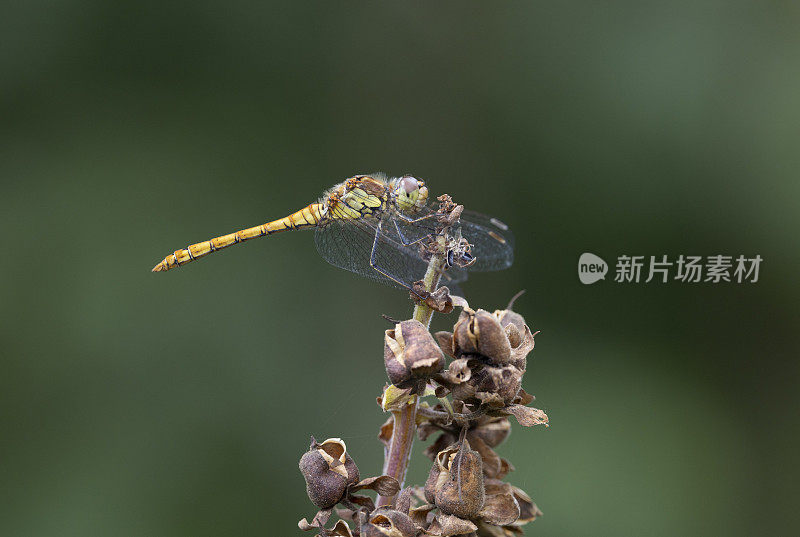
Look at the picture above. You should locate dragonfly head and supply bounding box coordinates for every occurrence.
[394,175,428,212]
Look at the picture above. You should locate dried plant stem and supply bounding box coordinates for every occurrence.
[377,242,447,507]
[410,250,446,329]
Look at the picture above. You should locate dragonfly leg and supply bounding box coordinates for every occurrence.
[393,219,431,247]
[393,218,456,293]
[396,212,437,225]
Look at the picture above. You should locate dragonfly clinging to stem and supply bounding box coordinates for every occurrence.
[151,174,514,292]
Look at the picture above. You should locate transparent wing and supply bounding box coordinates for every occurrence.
[390,200,514,273]
[312,188,512,290]
[396,202,515,271]
[314,213,434,290]
[458,209,515,272]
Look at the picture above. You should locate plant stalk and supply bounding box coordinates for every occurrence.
[377,240,447,506]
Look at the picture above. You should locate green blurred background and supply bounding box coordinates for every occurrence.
[2,2,799,536]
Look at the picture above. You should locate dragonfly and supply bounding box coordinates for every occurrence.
[151,174,514,293]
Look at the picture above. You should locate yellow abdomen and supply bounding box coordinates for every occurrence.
[151,203,324,272]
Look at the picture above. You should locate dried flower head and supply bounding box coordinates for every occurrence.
[360,507,420,537]
[439,306,535,370]
[298,283,549,537]
[429,441,485,519]
[453,309,513,364]
[434,301,542,415]
[300,437,360,510]
[420,443,539,536]
[419,413,514,480]
[385,320,445,393]
[478,479,521,526]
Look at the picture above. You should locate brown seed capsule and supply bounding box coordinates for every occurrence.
[299,437,360,509]
[433,442,486,519]
[384,320,445,386]
[426,513,477,536]
[360,507,419,537]
[454,309,512,365]
[494,307,536,372]
[478,480,521,526]
[424,444,459,504]
[494,308,527,334]
[470,364,523,406]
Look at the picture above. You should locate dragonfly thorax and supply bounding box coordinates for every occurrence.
[321,176,390,221]
[320,174,428,221]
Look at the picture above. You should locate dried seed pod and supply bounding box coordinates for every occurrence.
[453,309,512,365]
[299,437,360,509]
[424,443,461,504]
[493,305,536,372]
[360,507,420,537]
[478,480,521,526]
[507,324,535,372]
[384,320,445,386]
[426,513,477,536]
[470,364,523,406]
[433,442,485,519]
[438,357,472,386]
[494,308,527,334]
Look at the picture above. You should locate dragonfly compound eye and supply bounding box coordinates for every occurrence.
[399,176,419,194]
